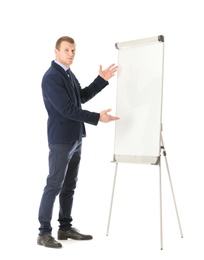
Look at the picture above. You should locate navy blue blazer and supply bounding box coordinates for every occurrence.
[42,61,109,144]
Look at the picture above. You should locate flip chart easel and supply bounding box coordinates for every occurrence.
[106,35,183,249]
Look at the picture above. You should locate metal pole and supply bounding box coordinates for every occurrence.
[161,133,183,238]
[159,158,163,250]
[106,162,118,236]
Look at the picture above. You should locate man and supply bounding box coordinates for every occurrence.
[37,36,119,248]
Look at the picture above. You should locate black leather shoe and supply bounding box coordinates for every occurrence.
[58,227,93,240]
[37,234,62,248]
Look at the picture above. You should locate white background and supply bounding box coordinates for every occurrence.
[1,0,204,259]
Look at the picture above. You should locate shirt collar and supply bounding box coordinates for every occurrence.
[54,60,69,71]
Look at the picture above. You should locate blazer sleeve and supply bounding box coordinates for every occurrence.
[75,75,109,104]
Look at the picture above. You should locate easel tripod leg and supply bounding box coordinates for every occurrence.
[161,134,183,238]
[106,162,118,236]
[159,159,163,250]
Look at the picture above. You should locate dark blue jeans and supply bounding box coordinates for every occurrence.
[38,141,82,236]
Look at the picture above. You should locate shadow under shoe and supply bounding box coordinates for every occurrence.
[37,234,62,248]
[58,227,93,240]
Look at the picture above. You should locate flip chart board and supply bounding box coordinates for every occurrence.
[113,35,164,164]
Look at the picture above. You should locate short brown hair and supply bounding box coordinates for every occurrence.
[55,36,75,50]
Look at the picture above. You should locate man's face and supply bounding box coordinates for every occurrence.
[55,41,76,67]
